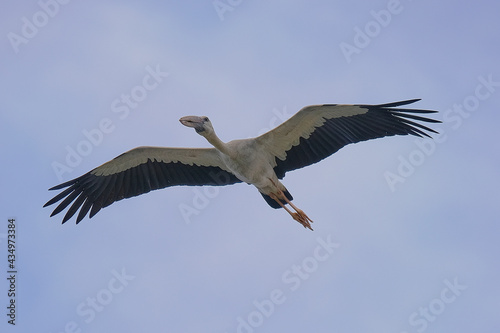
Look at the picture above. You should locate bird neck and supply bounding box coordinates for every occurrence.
[204,131,231,156]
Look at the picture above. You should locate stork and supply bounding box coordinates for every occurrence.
[44,99,440,230]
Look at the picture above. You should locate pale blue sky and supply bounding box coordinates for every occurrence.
[1,1,499,332]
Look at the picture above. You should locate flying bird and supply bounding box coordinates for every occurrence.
[44,99,440,230]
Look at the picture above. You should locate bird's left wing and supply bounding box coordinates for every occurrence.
[44,146,241,224]
[254,99,440,178]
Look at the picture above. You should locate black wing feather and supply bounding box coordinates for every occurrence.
[44,159,241,224]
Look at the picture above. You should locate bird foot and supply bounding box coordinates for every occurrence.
[291,210,314,231]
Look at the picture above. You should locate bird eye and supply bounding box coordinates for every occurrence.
[203,117,209,122]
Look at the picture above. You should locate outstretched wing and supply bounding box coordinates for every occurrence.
[44,146,241,224]
[254,99,440,178]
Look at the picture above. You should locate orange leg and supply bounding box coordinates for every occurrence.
[270,192,313,231]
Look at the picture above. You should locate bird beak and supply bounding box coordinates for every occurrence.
[179,116,205,132]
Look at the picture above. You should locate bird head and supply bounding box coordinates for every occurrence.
[179,116,213,135]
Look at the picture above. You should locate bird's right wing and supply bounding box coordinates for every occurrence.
[254,99,440,178]
[44,146,241,224]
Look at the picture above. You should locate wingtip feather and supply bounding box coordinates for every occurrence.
[375,99,421,108]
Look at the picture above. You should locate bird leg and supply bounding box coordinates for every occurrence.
[270,192,313,231]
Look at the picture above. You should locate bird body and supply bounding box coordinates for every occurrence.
[44,99,440,229]
[216,140,281,191]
